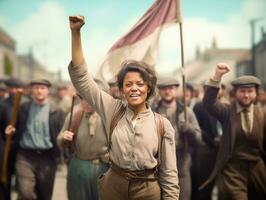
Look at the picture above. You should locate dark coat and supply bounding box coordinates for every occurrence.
[200,85,266,189]
[193,101,220,149]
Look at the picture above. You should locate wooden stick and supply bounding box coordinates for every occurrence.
[0,91,22,186]
[179,23,189,154]
[63,95,76,149]
[68,95,76,131]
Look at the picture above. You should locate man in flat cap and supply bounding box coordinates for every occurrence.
[154,76,201,200]
[5,79,65,200]
[200,63,266,200]
[107,76,121,99]
[0,78,26,200]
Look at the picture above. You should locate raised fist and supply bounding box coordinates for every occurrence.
[213,63,231,81]
[69,15,85,31]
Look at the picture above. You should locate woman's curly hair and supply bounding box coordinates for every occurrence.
[117,60,157,100]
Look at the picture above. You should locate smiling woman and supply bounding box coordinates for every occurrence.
[116,60,157,117]
[68,15,179,200]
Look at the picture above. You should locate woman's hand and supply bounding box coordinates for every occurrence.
[69,15,85,31]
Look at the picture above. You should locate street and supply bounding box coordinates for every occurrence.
[11,164,68,200]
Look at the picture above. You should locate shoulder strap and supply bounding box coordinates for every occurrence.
[153,112,165,166]
[108,105,126,151]
[70,106,84,134]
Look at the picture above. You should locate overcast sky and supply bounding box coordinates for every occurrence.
[0,0,265,80]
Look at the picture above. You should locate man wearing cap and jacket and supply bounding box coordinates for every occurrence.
[5,79,64,200]
[201,63,266,200]
[154,76,201,200]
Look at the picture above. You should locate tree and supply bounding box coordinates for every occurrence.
[4,54,13,76]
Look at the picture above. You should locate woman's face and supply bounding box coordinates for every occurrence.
[122,71,149,108]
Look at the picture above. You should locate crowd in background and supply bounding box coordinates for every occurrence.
[0,74,265,200]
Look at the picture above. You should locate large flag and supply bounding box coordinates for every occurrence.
[96,0,182,81]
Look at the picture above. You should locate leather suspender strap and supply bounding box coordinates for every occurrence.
[108,105,126,151]
[154,112,165,166]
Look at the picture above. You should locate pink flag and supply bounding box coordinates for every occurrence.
[96,0,182,80]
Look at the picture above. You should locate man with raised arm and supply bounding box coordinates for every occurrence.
[201,63,266,200]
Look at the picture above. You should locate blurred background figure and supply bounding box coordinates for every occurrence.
[57,78,109,200]
[258,84,266,109]
[107,76,121,99]
[191,85,228,200]
[0,78,25,200]
[55,84,73,115]
[0,82,7,102]
[154,76,201,200]
[184,83,198,109]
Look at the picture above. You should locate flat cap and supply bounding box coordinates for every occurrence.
[94,78,109,92]
[56,83,67,90]
[30,79,52,87]
[231,75,261,88]
[0,83,7,91]
[157,76,180,88]
[107,76,118,85]
[5,78,24,88]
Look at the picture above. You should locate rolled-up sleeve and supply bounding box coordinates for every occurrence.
[159,118,180,200]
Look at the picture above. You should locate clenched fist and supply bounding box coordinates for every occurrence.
[69,15,85,31]
[213,63,231,81]
[63,130,75,142]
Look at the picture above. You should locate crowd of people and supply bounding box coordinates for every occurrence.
[0,15,265,200]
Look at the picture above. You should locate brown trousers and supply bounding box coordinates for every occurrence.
[217,158,266,200]
[98,168,161,200]
[16,149,57,200]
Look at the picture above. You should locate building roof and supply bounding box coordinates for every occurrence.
[184,47,251,84]
[0,27,16,50]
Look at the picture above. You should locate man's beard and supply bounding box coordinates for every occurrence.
[162,97,175,104]
[237,99,254,107]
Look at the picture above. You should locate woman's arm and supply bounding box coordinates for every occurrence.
[70,15,85,66]
[158,118,180,200]
[68,15,121,132]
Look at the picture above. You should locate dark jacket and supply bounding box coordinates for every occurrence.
[200,85,266,189]
[0,97,14,139]
[13,100,65,159]
[193,101,220,149]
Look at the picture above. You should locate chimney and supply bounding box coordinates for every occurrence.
[212,37,217,49]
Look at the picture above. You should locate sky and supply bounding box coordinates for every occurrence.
[0,0,265,80]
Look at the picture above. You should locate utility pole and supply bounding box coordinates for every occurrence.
[250,18,264,75]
